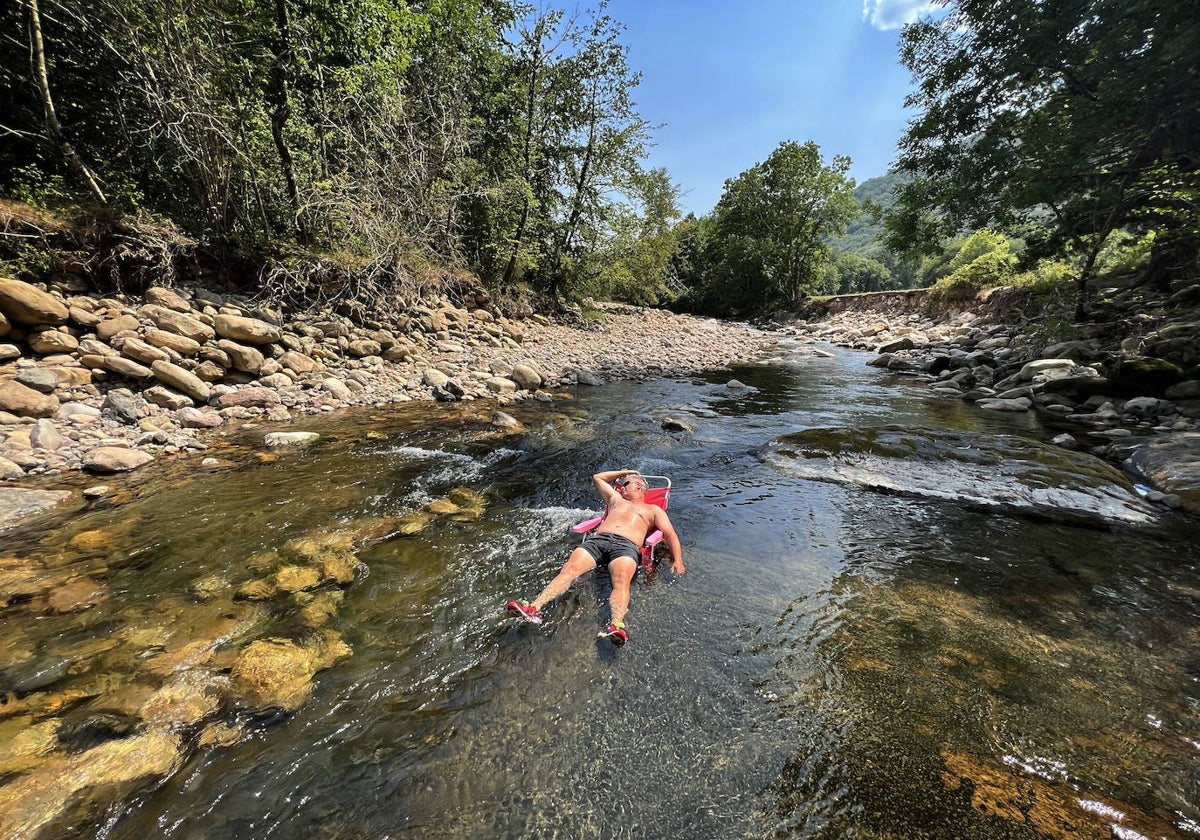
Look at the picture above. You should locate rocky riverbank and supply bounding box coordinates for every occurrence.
[0,276,767,492]
[3,273,1198,518]
[777,287,1200,514]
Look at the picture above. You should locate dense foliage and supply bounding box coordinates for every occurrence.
[887,0,1200,311]
[0,0,674,305]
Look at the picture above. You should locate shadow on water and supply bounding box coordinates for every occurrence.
[3,346,1198,839]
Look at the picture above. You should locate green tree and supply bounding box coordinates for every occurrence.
[692,140,857,314]
[585,167,682,304]
[887,0,1200,314]
[830,252,894,294]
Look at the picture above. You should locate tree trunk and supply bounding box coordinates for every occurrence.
[1074,238,1102,320]
[266,0,307,241]
[26,0,107,204]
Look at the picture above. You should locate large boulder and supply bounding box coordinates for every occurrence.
[0,488,72,533]
[0,278,69,325]
[761,425,1159,527]
[1119,432,1200,515]
[1110,356,1185,397]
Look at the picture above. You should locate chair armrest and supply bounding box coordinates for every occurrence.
[572,516,604,533]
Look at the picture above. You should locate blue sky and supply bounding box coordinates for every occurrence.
[605,0,939,215]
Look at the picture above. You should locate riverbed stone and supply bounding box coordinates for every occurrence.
[486,377,517,393]
[228,635,351,712]
[145,328,201,356]
[265,431,320,448]
[218,339,265,373]
[145,287,192,312]
[0,343,19,361]
[214,313,282,345]
[15,368,58,393]
[97,354,154,380]
[45,576,108,613]
[121,336,171,365]
[0,456,24,479]
[0,380,58,418]
[144,385,192,409]
[322,377,353,400]
[96,313,140,341]
[29,419,63,451]
[102,392,143,423]
[0,278,69,325]
[511,363,542,390]
[276,565,322,592]
[215,386,279,408]
[28,328,79,354]
[151,360,211,402]
[976,396,1033,412]
[176,406,223,428]
[139,676,221,727]
[82,446,154,473]
[279,350,318,374]
[141,304,215,343]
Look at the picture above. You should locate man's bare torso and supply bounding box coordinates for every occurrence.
[596,498,657,544]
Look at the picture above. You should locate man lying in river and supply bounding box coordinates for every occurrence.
[506,468,686,645]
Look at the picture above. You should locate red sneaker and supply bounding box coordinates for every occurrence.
[506,600,543,625]
[598,623,628,645]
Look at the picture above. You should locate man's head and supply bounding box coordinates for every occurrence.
[616,474,646,497]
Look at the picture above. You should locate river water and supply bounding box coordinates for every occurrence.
[6,339,1200,839]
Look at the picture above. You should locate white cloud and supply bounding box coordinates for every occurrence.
[862,0,940,31]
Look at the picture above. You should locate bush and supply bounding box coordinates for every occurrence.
[928,249,1017,302]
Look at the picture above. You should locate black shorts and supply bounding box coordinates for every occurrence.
[579,533,641,568]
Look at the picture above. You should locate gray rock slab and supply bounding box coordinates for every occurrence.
[0,487,73,532]
[761,425,1159,526]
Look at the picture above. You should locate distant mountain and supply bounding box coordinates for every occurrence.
[828,171,920,290]
[835,171,908,252]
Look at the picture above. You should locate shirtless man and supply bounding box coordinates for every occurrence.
[506,469,685,645]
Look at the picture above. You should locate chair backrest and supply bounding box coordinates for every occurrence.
[643,486,669,510]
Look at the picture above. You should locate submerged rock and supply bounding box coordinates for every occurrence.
[760,425,1158,526]
[0,488,73,533]
[228,634,351,713]
[0,728,182,840]
[1114,432,1200,515]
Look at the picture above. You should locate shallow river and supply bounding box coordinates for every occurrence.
[6,340,1200,839]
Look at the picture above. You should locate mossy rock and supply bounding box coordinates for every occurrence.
[1110,356,1185,397]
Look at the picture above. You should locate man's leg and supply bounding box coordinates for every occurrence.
[531,547,597,610]
[607,556,637,626]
